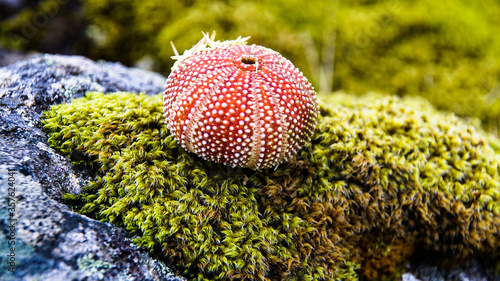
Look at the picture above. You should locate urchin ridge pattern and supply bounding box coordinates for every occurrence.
[163,36,318,170]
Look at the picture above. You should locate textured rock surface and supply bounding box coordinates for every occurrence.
[0,165,185,281]
[404,259,499,281]
[0,54,497,280]
[0,54,185,280]
[0,54,165,198]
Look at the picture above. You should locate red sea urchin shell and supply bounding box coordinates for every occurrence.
[163,33,319,170]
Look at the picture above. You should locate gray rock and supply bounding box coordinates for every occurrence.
[0,54,166,199]
[0,54,184,281]
[0,165,184,281]
[406,259,500,281]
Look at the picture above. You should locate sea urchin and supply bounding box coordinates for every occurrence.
[163,32,319,170]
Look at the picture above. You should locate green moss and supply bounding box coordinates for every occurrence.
[333,0,500,135]
[42,92,500,280]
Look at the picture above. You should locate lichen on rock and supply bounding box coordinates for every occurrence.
[42,91,500,280]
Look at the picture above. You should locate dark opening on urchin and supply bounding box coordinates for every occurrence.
[241,57,256,65]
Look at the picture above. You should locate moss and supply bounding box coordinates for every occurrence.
[333,0,500,135]
[42,91,500,280]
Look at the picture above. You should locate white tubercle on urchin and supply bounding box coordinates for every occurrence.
[164,32,319,170]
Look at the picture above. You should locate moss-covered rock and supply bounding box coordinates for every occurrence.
[41,91,500,280]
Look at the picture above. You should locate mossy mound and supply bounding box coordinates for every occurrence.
[42,92,500,280]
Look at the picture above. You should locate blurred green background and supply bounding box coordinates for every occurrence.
[2,0,500,135]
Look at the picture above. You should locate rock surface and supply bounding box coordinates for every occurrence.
[404,258,499,281]
[0,54,165,199]
[0,54,497,280]
[0,54,185,281]
[0,165,185,281]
